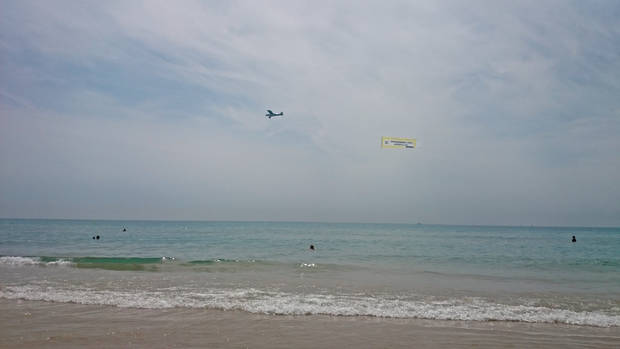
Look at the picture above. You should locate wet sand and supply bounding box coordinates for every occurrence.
[1,299,618,348]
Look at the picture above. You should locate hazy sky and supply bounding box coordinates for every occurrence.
[1,1,619,226]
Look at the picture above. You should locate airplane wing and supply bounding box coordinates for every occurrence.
[267,110,274,114]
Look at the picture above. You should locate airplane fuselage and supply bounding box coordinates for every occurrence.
[266,112,283,118]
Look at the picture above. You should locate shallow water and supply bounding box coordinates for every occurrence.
[1,219,619,326]
[4,300,619,349]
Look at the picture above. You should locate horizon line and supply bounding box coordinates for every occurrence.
[1,217,618,229]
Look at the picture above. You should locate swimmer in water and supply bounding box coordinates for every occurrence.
[309,244,315,251]
[572,235,576,243]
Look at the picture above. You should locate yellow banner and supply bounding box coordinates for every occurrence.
[381,137,416,149]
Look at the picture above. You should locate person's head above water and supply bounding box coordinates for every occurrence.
[572,235,576,242]
[309,244,315,250]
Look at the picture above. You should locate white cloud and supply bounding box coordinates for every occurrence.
[1,0,619,225]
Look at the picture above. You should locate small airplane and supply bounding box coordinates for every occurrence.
[265,110,284,118]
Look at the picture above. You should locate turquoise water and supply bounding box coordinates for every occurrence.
[1,219,619,326]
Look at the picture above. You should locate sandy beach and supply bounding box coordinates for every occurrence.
[1,299,618,349]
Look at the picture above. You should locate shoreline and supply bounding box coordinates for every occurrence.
[1,299,618,348]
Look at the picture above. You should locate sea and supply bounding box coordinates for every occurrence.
[1,219,618,327]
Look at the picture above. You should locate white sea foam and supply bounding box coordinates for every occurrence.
[0,256,72,267]
[1,285,618,327]
[0,256,40,265]
[45,259,73,266]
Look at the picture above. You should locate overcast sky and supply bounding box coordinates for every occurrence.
[1,0,619,226]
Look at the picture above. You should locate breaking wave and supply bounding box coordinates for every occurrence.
[1,284,618,327]
[0,256,72,267]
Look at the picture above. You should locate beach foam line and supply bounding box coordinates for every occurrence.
[0,256,73,267]
[1,285,618,327]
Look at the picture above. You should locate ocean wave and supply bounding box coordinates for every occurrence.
[0,256,72,267]
[0,256,170,271]
[185,258,258,265]
[1,255,330,272]
[1,285,618,327]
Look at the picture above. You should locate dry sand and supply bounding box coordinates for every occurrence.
[1,299,619,348]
